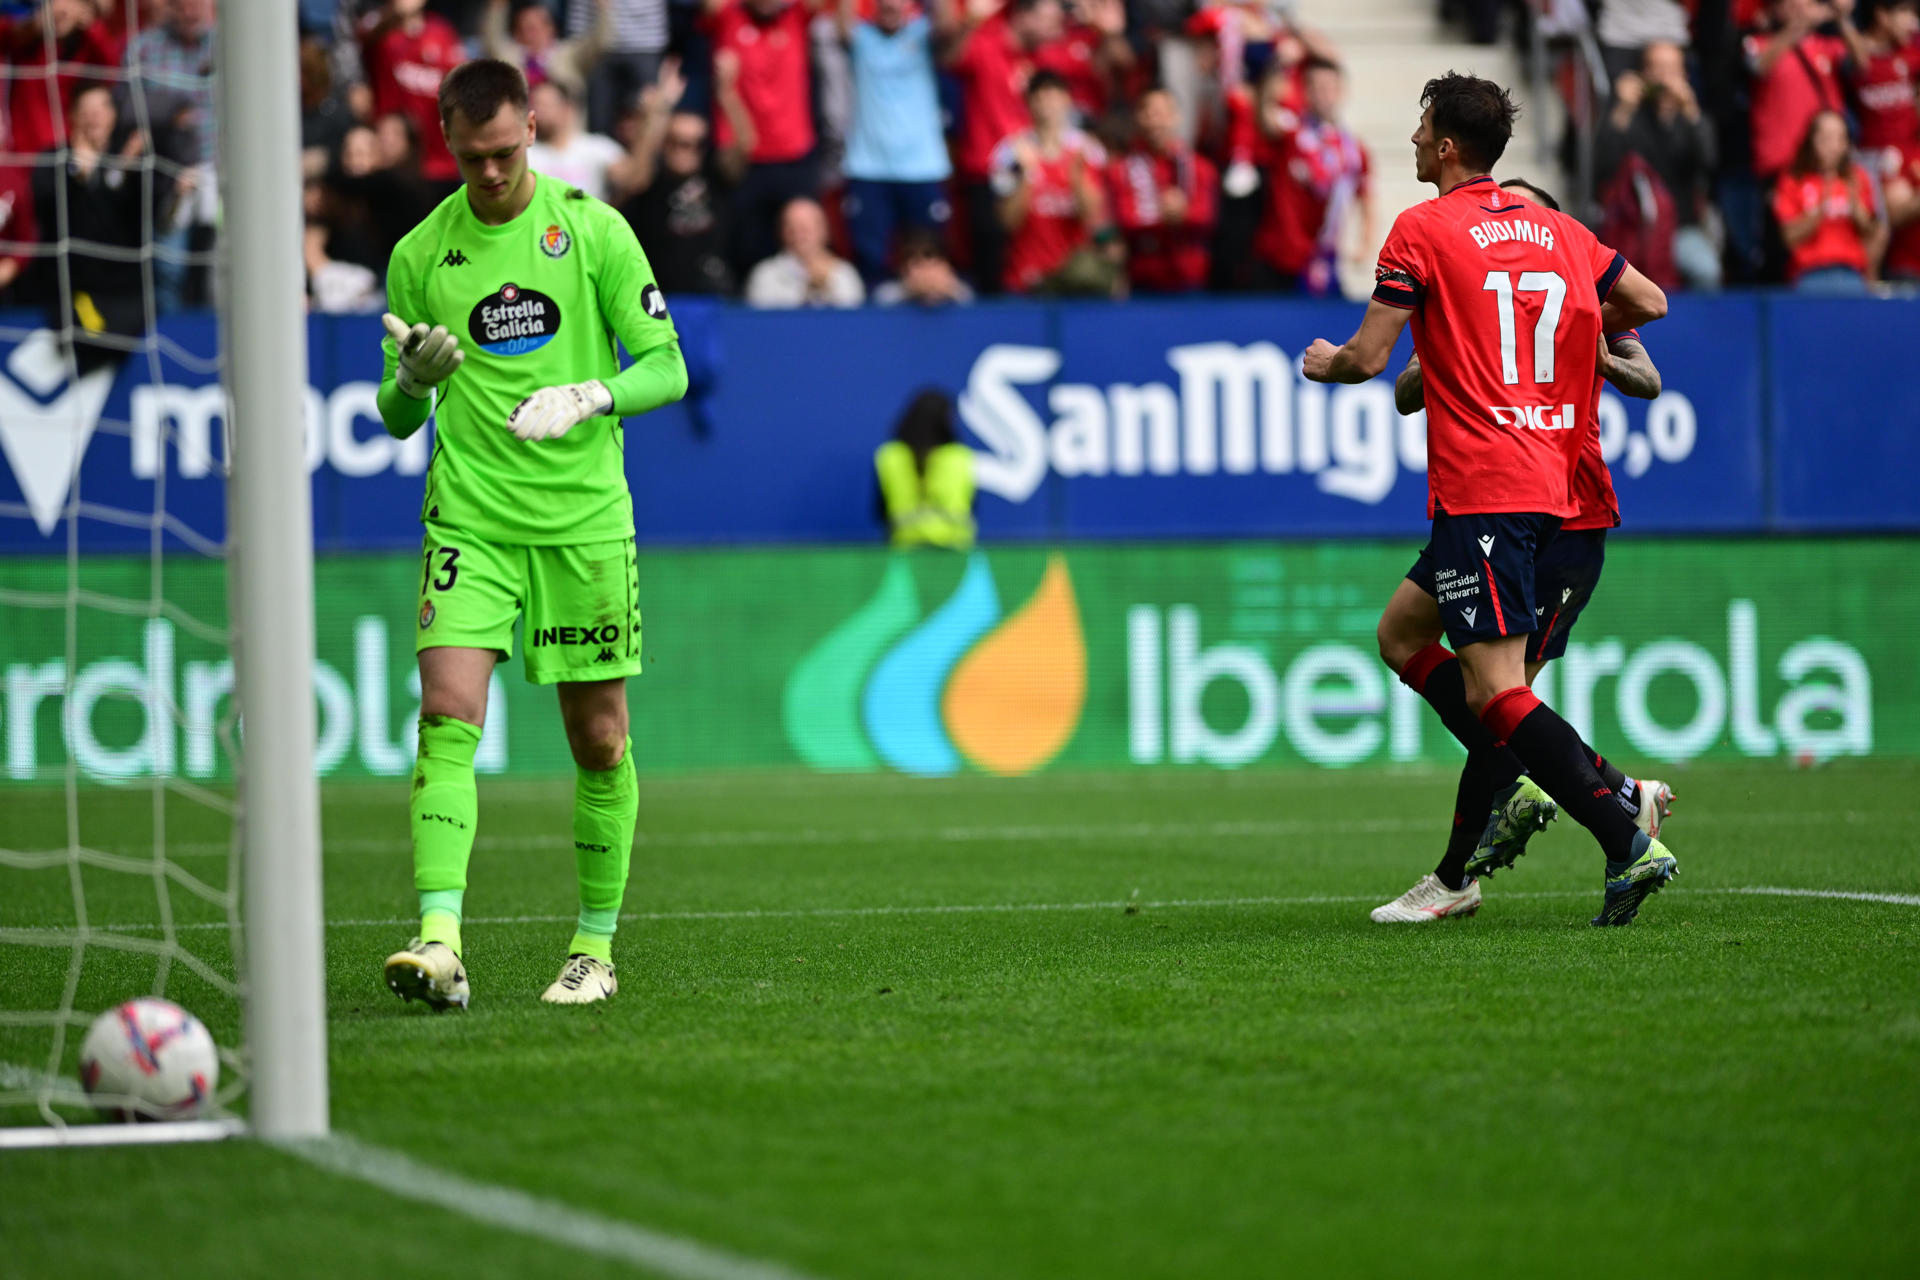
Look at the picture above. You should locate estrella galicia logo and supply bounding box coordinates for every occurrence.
[468,282,561,356]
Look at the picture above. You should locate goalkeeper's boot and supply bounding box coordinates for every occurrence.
[1370,874,1482,924]
[1631,778,1675,839]
[1592,833,1680,927]
[383,939,470,1011]
[541,954,618,1005]
[1464,777,1559,881]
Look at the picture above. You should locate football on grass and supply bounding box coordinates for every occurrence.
[78,998,219,1121]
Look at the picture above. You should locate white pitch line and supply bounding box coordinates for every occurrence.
[40,884,1919,940]
[279,1133,825,1280]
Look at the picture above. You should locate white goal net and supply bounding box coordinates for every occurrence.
[0,0,322,1144]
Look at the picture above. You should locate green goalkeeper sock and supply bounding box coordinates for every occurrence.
[569,738,636,964]
[412,714,482,959]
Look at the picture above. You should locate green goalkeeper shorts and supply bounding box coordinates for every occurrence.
[414,524,642,685]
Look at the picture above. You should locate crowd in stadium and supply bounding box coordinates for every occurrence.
[1,0,1917,316]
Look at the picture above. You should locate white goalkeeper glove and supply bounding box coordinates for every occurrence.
[505,380,614,443]
[382,312,464,400]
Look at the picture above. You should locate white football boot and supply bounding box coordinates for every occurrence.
[1630,778,1675,839]
[541,954,618,1005]
[1370,874,1483,924]
[383,938,470,1011]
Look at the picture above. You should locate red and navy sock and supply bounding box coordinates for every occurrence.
[1586,745,1639,816]
[1482,688,1641,866]
[1399,644,1524,890]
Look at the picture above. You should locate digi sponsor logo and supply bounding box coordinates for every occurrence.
[468,282,561,356]
[1489,403,1577,430]
[783,553,1085,777]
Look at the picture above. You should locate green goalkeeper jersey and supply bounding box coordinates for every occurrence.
[381,174,679,545]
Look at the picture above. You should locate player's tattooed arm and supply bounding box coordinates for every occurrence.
[1393,354,1424,414]
[1599,335,1662,400]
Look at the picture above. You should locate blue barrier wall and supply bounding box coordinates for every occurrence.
[0,295,1909,552]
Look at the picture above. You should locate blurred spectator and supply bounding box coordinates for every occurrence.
[305,175,385,314]
[325,122,438,270]
[528,80,647,201]
[570,0,670,133]
[872,228,977,304]
[745,196,865,305]
[485,0,611,105]
[1032,0,1135,124]
[359,0,466,189]
[705,0,820,275]
[994,69,1117,296]
[1107,87,1217,293]
[0,113,38,303]
[1850,0,1920,150]
[126,0,216,314]
[1596,0,1694,84]
[31,84,169,371]
[302,35,360,172]
[1745,0,1867,181]
[1,0,123,157]
[874,389,976,550]
[1252,57,1371,296]
[375,110,427,172]
[1773,109,1882,291]
[1879,126,1920,281]
[620,57,746,295]
[945,0,1066,295]
[837,0,955,285]
[1597,41,1723,290]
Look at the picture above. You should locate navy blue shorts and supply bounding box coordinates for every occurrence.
[1404,512,1562,651]
[1523,527,1607,662]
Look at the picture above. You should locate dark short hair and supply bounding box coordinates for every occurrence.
[531,77,574,107]
[1498,177,1561,211]
[1304,56,1343,76]
[438,59,529,132]
[1026,69,1070,99]
[898,228,949,263]
[1421,72,1518,172]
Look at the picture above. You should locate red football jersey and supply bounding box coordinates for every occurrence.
[1772,166,1874,282]
[1107,144,1217,292]
[706,1,815,164]
[1851,45,1919,151]
[992,128,1106,292]
[950,15,1034,181]
[1564,329,1638,533]
[1374,176,1626,519]
[360,14,465,183]
[1881,142,1920,279]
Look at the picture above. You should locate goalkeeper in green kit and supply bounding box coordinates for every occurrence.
[375,59,686,1010]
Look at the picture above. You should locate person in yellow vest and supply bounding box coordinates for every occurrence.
[874,389,976,549]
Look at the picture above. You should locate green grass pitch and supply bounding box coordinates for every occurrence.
[4,760,1919,1278]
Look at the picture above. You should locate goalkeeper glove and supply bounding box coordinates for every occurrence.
[382,312,464,400]
[506,380,613,443]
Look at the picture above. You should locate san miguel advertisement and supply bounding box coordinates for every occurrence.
[0,540,1903,783]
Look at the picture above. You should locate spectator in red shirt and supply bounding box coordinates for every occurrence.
[993,69,1117,295]
[0,0,122,157]
[0,111,38,303]
[1773,108,1883,290]
[703,0,821,277]
[945,0,1066,294]
[359,0,466,189]
[1031,0,1136,123]
[1251,57,1371,296]
[1108,87,1217,293]
[1850,0,1920,149]
[1880,127,1920,280]
[1745,0,1869,179]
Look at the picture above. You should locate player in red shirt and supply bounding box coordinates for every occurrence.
[1107,88,1217,293]
[945,0,1066,293]
[1774,109,1881,289]
[1303,73,1680,928]
[1376,178,1674,924]
[992,70,1111,293]
[1850,0,1919,149]
[360,0,466,187]
[1251,56,1372,296]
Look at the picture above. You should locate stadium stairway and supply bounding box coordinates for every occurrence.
[1300,0,1565,296]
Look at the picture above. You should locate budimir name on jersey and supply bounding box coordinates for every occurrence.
[1466,219,1557,251]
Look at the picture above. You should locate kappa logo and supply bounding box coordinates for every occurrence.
[1462,606,1479,626]
[595,647,616,663]
[1477,535,1495,556]
[0,329,117,536]
[440,249,469,267]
